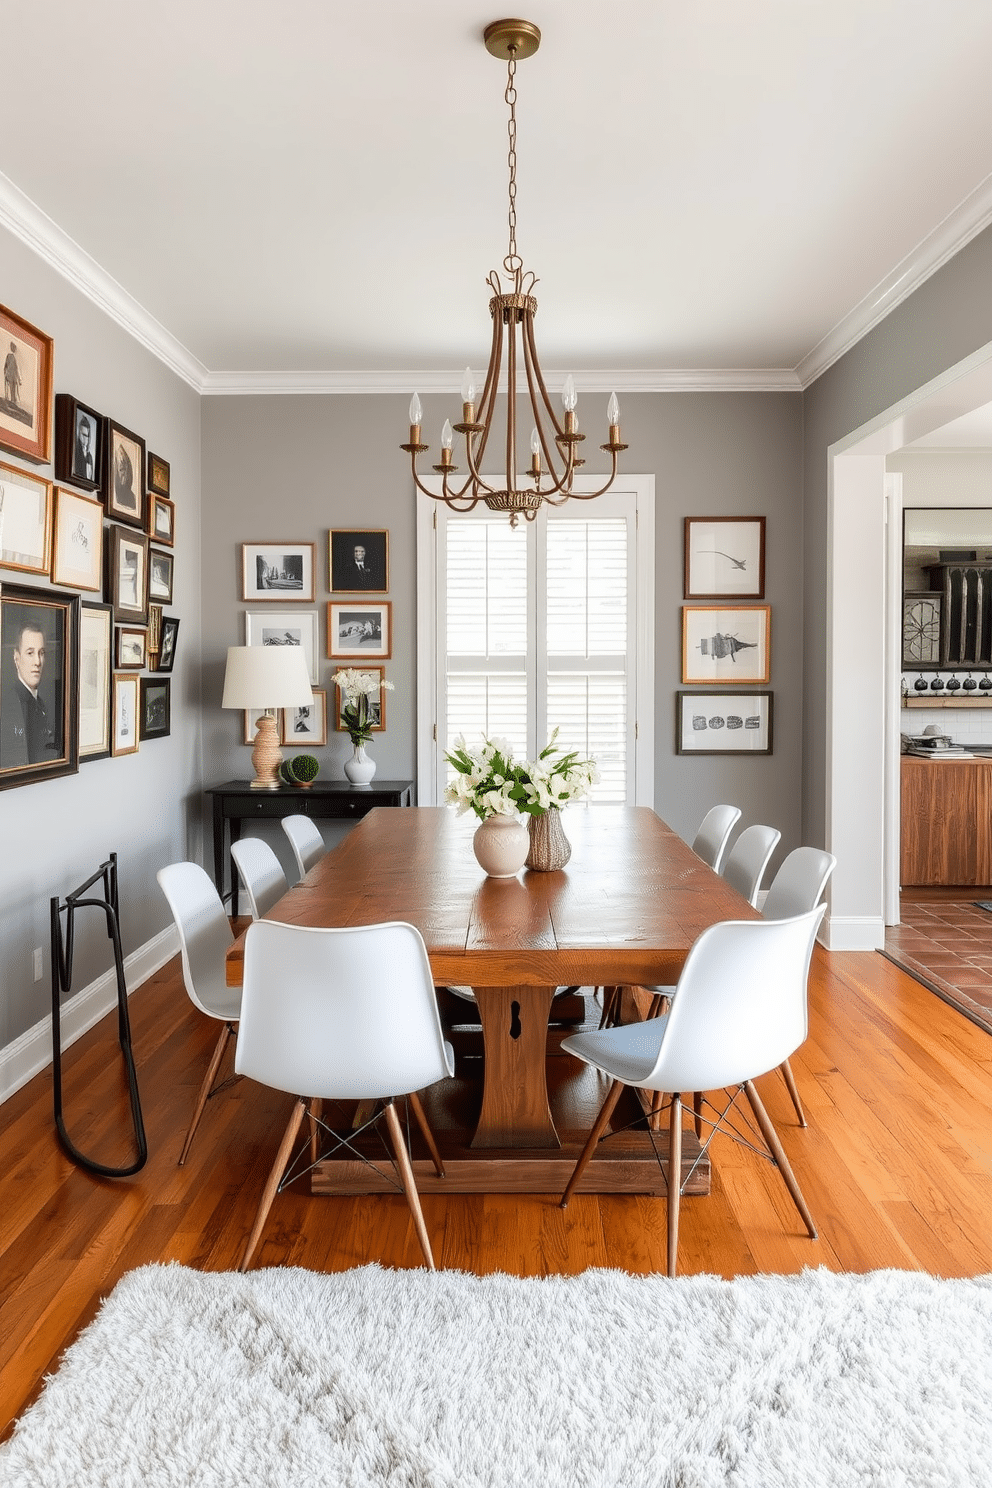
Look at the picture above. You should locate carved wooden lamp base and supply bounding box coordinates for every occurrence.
[250,712,283,789]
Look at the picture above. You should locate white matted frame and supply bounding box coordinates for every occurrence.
[326,600,391,660]
[111,672,139,756]
[244,608,319,683]
[282,687,327,746]
[241,542,315,602]
[682,605,770,684]
[52,487,103,591]
[676,690,773,754]
[79,600,113,761]
[684,516,765,599]
[0,461,53,575]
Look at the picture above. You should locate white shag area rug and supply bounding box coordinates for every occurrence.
[3,1263,991,1487]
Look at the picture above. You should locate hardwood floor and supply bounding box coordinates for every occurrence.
[3,943,992,1437]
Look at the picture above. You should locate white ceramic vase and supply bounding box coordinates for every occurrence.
[473,813,530,877]
[343,741,376,787]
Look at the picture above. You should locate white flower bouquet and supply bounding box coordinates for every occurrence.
[445,728,598,821]
[331,668,394,746]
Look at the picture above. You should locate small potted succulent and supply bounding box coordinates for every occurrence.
[280,753,320,788]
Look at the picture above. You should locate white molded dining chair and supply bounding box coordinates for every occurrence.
[560,906,825,1276]
[234,918,455,1272]
[230,836,288,920]
[691,804,742,873]
[157,862,242,1166]
[720,823,781,908]
[281,814,325,882]
[762,846,837,923]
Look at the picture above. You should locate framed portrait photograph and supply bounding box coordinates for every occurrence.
[111,672,139,756]
[684,517,766,600]
[149,547,174,604]
[156,615,180,673]
[682,605,770,685]
[52,487,103,591]
[282,686,327,746]
[0,461,53,576]
[139,676,171,740]
[148,494,175,547]
[116,626,148,669]
[107,525,149,624]
[103,419,146,529]
[241,542,315,602]
[54,394,103,492]
[333,666,387,733]
[147,451,170,497]
[0,582,80,789]
[329,529,389,592]
[676,691,773,755]
[0,304,53,464]
[244,608,319,684]
[79,600,113,762]
[327,600,391,660]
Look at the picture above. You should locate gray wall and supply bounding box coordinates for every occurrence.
[201,388,804,874]
[802,223,992,845]
[0,224,202,1051]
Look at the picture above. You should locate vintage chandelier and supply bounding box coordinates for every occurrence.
[401,18,628,526]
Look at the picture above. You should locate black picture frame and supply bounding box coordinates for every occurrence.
[675,690,774,755]
[329,529,389,592]
[104,419,146,529]
[54,393,103,492]
[0,581,80,788]
[156,615,180,673]
[139,676,171,740]
[107,524,149,624]
[148,547,174,605]
[79,599,113,763]
[684,516,766,600]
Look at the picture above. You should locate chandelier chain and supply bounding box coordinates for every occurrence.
[504,51,521,274]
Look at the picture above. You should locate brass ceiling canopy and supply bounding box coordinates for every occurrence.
[401,18,627,525]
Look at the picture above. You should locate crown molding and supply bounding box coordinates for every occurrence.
[0,170,209,392]
[200,366,803,396]
[797,171,992,389]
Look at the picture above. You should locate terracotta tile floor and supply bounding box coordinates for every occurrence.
[883,899,992,1034]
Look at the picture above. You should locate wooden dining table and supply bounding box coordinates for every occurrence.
[225,804,757,1194]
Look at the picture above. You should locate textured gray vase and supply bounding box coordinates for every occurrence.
[525,809,571,871]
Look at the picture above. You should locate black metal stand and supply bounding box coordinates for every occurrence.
[49,852,147,1176]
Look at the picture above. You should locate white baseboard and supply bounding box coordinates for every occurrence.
[0,925,179,1104]
[821,914,885,952]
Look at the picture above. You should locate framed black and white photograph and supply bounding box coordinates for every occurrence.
[682,605,770,685]
[149,494,175,548]
[0,582,79,789]
[111,672,139,756]
[52,487,103,591]
[329,529,389,592]
[282,687,326,746]
[333,666,387,733]
[327,600,391,660]
[104,419,146,529]
[148,547,174,604]
[0,461,53,576]
[55,394,103,492]
[107,525,149,624]
[684,517,765,600]
[147,451,170,497]
[78,600,113,762]
[241,542,315,602]
[115,626,147,669]
[676,691,773,755]
[139,676,171,740]
[156,615,180,673]
[244,608,319,684]
[0,303,53,464]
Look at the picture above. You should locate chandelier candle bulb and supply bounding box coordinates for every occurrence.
[561,374,577,412]
[406,392,423,449]
[529,426,542,478]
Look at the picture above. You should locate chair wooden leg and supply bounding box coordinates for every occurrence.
[692,1091,704,1138]
[667,1093,682,1278]
[743,1080,817,1239]
[408,1091,445,1178]
[560,1078,625,1208]
[239,1096,307,1272]
[309,1098,323,1164]
[383,1099,435,1270]
[598,986,621,1029]
[779,1058,807,1127]
[178,1021,234,1167]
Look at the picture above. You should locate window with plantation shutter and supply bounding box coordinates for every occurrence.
[416,476,654,808]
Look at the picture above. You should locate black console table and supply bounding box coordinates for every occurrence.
[207,778,415,915]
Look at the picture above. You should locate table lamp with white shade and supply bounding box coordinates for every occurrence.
[222,645,314,789]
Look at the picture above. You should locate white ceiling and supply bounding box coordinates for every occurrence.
[4,0,992,387]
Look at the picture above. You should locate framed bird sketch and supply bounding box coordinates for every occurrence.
[684,517,765,600]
